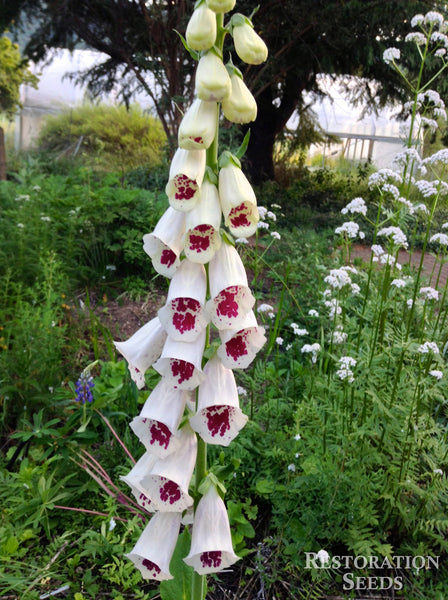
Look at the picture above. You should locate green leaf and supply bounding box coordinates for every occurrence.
[174,30,200,62]
[160,529,206,600]
[235,130,251,160]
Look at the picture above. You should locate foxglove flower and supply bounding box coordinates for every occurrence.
[153,330,206,390]
[190,355,248,445]
[186,4,217,51]
[143,208,185,278]
[126,512,182,580]
[165,148,206,212]
[184,180,222,263]
[206,243,255,330]
[206,0,236,13]
[141,424,197,512]
[114,317,167,389]
[222,72,257,124]
[231,16,268,65]
[179,99,218,151]
[184,484,239,574]
[219,162,259,237]
[120,451,157,511]
[195,52,231,102]
[158,260,209,342]
[130,378,189,457]
[217,310,266,369]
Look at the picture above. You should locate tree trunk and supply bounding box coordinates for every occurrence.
[0,127,6,181]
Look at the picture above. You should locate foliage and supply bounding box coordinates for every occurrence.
[0,36,37,118]
[37,103,167,177]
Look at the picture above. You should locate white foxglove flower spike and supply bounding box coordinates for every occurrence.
[158,260,209,342]
[184,180,222,264]
[232,16,268,65]
[120,451,157,512]
[165,148,206,212]
[153,330,206,390]
[206,243,255,330]
[186,4,217,51]
[184,484,240,574]
[195,51,231,102]
[219,162,259,237]
[126,512,182,580]
[141,424,197,512]
[189,355,248,445]
[217,310,266,369]
[143,208,185,278]
[179,99,218,151]
[222,73,258,124]
[114,317,167,389]
[130,378,188,457]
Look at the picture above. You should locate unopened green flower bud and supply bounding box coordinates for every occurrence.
[186,5,217,51]
[206,0,236,13]
[196,52,231,102]
[232,20,268,65]
[222,73,257,123]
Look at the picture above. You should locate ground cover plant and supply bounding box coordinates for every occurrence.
[1,6,448,600]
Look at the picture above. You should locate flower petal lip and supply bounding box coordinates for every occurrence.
[222,74,257,124]
[195,52,231,102]
[153,331,206,390]
[184,180,222,263]
[130,378,188,457]
[186,4,217,51]
[178,99,219,151]
[114,317,167,389]
[165,148,206,212]
[189,355,248,445]
[126,512,182,580]
[141,424,197,512]
[184,484,240,574]
[158,260,209,342]
[217,309,266,369]
[219,163,259,237]
[120,451,157,511]
[232,21,268,65]
[143,208,186,278]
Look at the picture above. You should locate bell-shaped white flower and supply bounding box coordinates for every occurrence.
[206,0,236,13]
[120,451,157,512]
[222,73,257,124]
[189,355,248,445]
[158,260,209,342]
[179,99,218,151]
[130,378,188,458]
[184,484,239,574]
[153,330,206,390]
[219,163,259,237]
[206,243,255,330]
[232,18,268,65]
[186,4,217,51]
[141,424,197,512]
[126,512,182,580]
[114,317,167,389]
[184,181,222,264]
[217,310,266,369]
[195,52,231,102]
[165,148,206,212]
[143,208,185,278]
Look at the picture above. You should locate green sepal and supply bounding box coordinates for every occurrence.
[203,338,220,361]
[218,149,241,169]
[220,229,235,246]
[235,129,251,160]
[204,165,218,185]
[174,30,200,61]
[225,57,243,79]
[194,0,207,8]
[229,13,254,31]
[198,472,227,497]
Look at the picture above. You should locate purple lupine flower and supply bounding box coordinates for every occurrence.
[75,371,94,404]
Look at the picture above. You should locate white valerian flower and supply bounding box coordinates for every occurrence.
[231,16,268,65]
[341,197,367,216]
[219,162,259,237]
[411,14,425,27]
[217,310,266,369]
[195,51,231,102]
[324,298,342,318]
[429,370,443,380]
[178,99,218,150]
[377,226,408,249]
[291,323,308,336]
[165,148,206,212]
[308,309,319,317]
[433,468,444,475]
[158,260,209,342]
[206,0,236,13]
[257,303,274,313]
[301,343,321,364]
[334,221,360,239]
[294,432,301,441]
[383,47,400,64]
[222,72,257,124]
[126,512,182,581]
[324,268,353,290]
[114,318,167,389]
[153,331,206,390]
[206,243,255,330]
[276,337,283,346]
[109,518,116,531]
[430,233,448,246]
[405,32,427,45]
[186,4,217,51]
[391,278,406,288]
[420,286,439,301]
[287,464,296,472]
[140,424,197,512]
[271,231,281,240]
[424,11,445,27]
[336,356,357,383]
[184,484,240,574]
[183,181,222,263]
[417,341,440,354]
[143,208,186,278]
[130,378,188,458]
[332,328,347,345]
[190,356,248,445]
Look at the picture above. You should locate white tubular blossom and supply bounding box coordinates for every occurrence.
[232,20,268,65]
[186,5,217,51]
[217,310,266,369]
[206,0,236,13]
[165,148,206,212]
[219,162,259,237]
[183,180,222,264]
[195,52,231,102]
[143,208,186,278]
[222,73,257,124]
[153,331,206,390]
[179,99,218,151]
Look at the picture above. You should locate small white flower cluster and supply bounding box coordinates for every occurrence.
[420,286,439,301]
[383,47,400,65]
[324,298,342,318]
[308,309,319,317]
[257,303,274,313]
[335,221,364,239]
[424,11,445,27]
[392,148,422,170]
[336,356,357,383]
[417,341,440,354]
[324,267,356,290]
[301,343,321,364]
[420,117,439,133]
[429,370,443,380]
[377,226,408,249]
[291,323,308,336]
[430,233,448,246]
[341,197,367,216]
[257,205,280,239]
[332,326,347,345]
[368,168,402,190]
[391,278,406,288]
[423,149,448,166]
[381,183,400,199]
[405,32,427,46]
